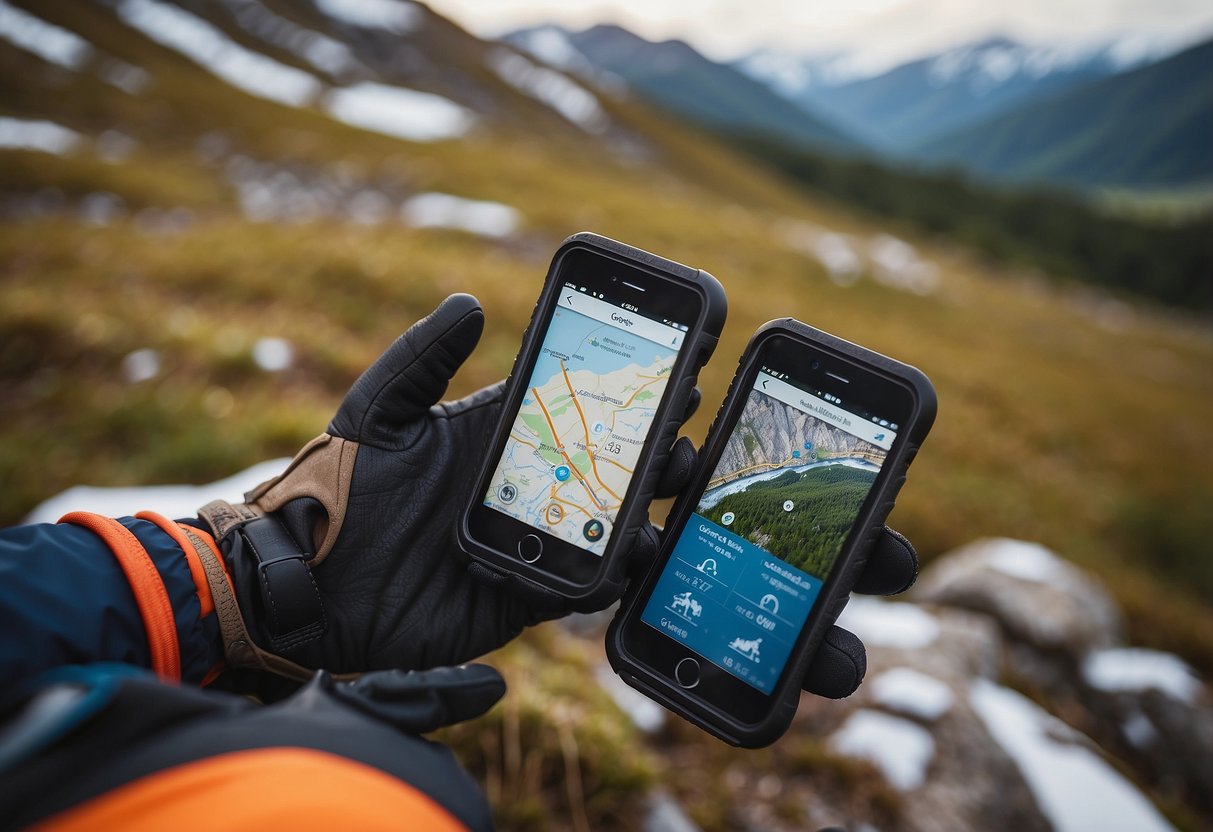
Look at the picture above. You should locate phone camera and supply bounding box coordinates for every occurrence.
[611,275,618,281]
[810,359,821,370]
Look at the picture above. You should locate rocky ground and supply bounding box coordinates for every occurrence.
[621,537,1210,832]
[32,478,1211,832]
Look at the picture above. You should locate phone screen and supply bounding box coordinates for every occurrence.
[482,282,690,555]
[639,368,898,692]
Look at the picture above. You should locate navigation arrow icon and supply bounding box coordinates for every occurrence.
[762,379,769,390]
[565,294,573,305]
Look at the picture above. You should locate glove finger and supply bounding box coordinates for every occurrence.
[467,561,568,623]
[329,293,485,449]
[336,664,506,733]
[682,386,701,422]
[802,625,866,699]
[655,436,698,499]
[852,527,919,596]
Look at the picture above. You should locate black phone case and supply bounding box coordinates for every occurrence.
[457,232,727,612]
[606,319,937,747]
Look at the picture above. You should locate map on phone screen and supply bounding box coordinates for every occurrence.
[483,290,687,554]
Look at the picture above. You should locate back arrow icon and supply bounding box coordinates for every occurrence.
[762,379,769,389]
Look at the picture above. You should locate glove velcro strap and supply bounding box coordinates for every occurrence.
[238,516,326,652]
[179,524,315,682]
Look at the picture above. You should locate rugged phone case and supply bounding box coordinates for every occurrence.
[457,232,727,612]
[606,319,937,747]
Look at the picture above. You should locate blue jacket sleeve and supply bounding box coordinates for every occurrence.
[0,518,224,695]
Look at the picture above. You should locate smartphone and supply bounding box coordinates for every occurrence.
[607,320,935,747]
[459,233,726,609]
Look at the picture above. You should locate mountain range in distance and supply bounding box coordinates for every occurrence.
[507,23,1213,194]
[909,38,1213,191]
[504,24,860,156]
[737,36,1151,151]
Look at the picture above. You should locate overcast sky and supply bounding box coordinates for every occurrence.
[426,0,1213,75]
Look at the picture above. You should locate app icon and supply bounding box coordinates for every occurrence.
[728,636,762,662]
[721,511,735,526]
[582,519,604,542]
[497,483,517,504]
[545,503,564,525]
[783,500,794,512]
[554,465,571,482]
[669,591,702,620]
[697,557,718,576]
[874,433,885,442]
[759,594,780,615]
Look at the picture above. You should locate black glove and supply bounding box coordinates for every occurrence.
[193,294,696,679]
[801,527,919,698]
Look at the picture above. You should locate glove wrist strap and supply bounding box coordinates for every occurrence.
[236,516,326,652]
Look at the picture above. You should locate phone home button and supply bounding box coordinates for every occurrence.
[674,657,701,689]
[517,534,543,563]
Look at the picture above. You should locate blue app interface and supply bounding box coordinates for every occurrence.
[640,370,895,693]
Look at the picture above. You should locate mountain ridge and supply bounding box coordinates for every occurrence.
[505,22,862,155]
[910,37,1213,189]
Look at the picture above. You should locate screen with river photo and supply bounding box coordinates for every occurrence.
[695,388,889,579]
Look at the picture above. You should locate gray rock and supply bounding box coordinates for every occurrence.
[802,600,1051,832]
[913,538,1123,656]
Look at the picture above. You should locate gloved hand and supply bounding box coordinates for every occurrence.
[189,292,917,699]
[192,294,697,680]
[801,527,918,698]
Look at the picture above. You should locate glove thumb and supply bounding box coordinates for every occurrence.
[329,294,485,449]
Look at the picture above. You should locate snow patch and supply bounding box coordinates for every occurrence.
[871,667,955,721]
[970,679,1176,832]
[99,59,152,95]
[981,538,1067,583]
[24,459,293,525]
[867,234,939,295]
[488,48,608,134]
[513,26,584,71]
[324,82,475,143]
[252,337,293,372]
[314,0,421,34]
[0,116,82,154]
[117,0,321,107]
[835,597,940,649]
[594,665,665,734]
[811,232,863,285]
[402,192,521,238]
[223,0,357,77]
[828,709,935,790]
[121,348,160,383]
[0,0,92,69]
[1082,648,1202,704]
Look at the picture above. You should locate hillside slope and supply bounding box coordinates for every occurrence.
[1,0,1211,762]
[911,38,1213,189]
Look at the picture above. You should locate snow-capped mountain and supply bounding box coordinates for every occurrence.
[738,35,1163,150]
